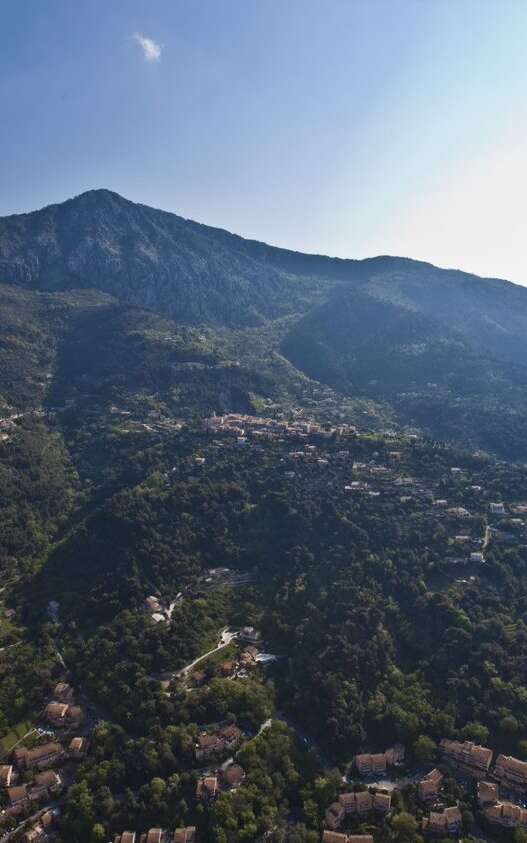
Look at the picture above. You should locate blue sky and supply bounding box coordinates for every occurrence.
[2,0,527,282]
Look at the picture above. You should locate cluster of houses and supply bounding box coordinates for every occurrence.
[20,808,57,843]
[114,827,196,843]
[1,731,88,817]
[196,763,246,802]
[44,683,84,729]
[194,724,243,763]
[0,681,90,839]
[204,413,358,444]
[438,739,527,830]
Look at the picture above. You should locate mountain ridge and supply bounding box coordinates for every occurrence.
[3,189,527,457]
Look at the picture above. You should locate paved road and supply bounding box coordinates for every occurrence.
[174,628,238,679]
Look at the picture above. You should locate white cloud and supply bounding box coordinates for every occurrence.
[133,33,162,63]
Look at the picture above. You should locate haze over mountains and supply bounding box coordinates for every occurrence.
[2,189,527,458]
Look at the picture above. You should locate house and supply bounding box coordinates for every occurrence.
[34,770,62,796]
[53,682,74,703]
[140,829,166,843]
[484,801,527,828]
[440,738,493,778]
[494,754,527,790]
[355,753,386,775]
[196,776,218,802]
[145,596,162,613]
[478,781,499,806]
[490,502,506,516]
[23,823,47,843]
[322,834,373,843]
[240,627,261,643]
[8,784,30,808]
[114,833,136,843]
[220,764,245,788]
[0,764,14,787]
[69,736,89,759]
[325,802,346,830]
[45,703,69,726]
[384,744,405,764]
[67,705,84,726]
[191,671,206,687]
[422,806,462,835]
[372,792,391,813]
[418,769,443,802]
[322,833,348,843]
[218,724,242,748]
[14,743,64,770]
[433,500,448,509]
[447,507,471,519]
[173,828,197,843]
[470,552,484,563]
[195,734,225,761]
[240,646,258,666]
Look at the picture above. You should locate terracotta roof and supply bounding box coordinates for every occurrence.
[322,832,348,843]
[496,754,527,780]
[173,828,196,843]
[146,830,163,843]
[8,785,28,804]
[35,770,60,787]
[478,781,499,805]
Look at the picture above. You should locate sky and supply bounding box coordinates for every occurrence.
[2,0,527,283]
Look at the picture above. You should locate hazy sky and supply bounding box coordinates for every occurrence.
[2,0,527,283]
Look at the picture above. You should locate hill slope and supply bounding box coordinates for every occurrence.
[3,190,527,456]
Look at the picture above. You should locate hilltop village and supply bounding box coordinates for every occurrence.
[2,410,527,843]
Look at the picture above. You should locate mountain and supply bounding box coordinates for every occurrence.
[3,189,527,457]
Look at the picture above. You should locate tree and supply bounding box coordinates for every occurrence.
[392,812,418,840]
[413,735,436,763]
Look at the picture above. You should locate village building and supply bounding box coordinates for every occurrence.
[191,670,206,687]
[69,736,89,759]
[0,764,14,787]
[145,596,162,614]
[14,742,65,770]
[67,705,84,725]
[490,502,506,516]
[372,792,391,813]
[494,754,527,790]
[114,833,136,843]
[139,829,166,843]
[240,646,258,666]
[355,744,404,776]
[440,738,493,777]
[355,753,386,775]
[196,776,218,802]
[484,801,527,828]
[240,627,261,643]
[33,770,62,797]
[22,812,54,843]
[218,724,242,748]
[45,702,69,726]
[8,784,30,809]
[195,734,225,761]
[53,682,74,703]
[418,769,443,802]
[173,828,197,843]
[478,781,499,806]
[422,806,462,835]
[322,833,373,843]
